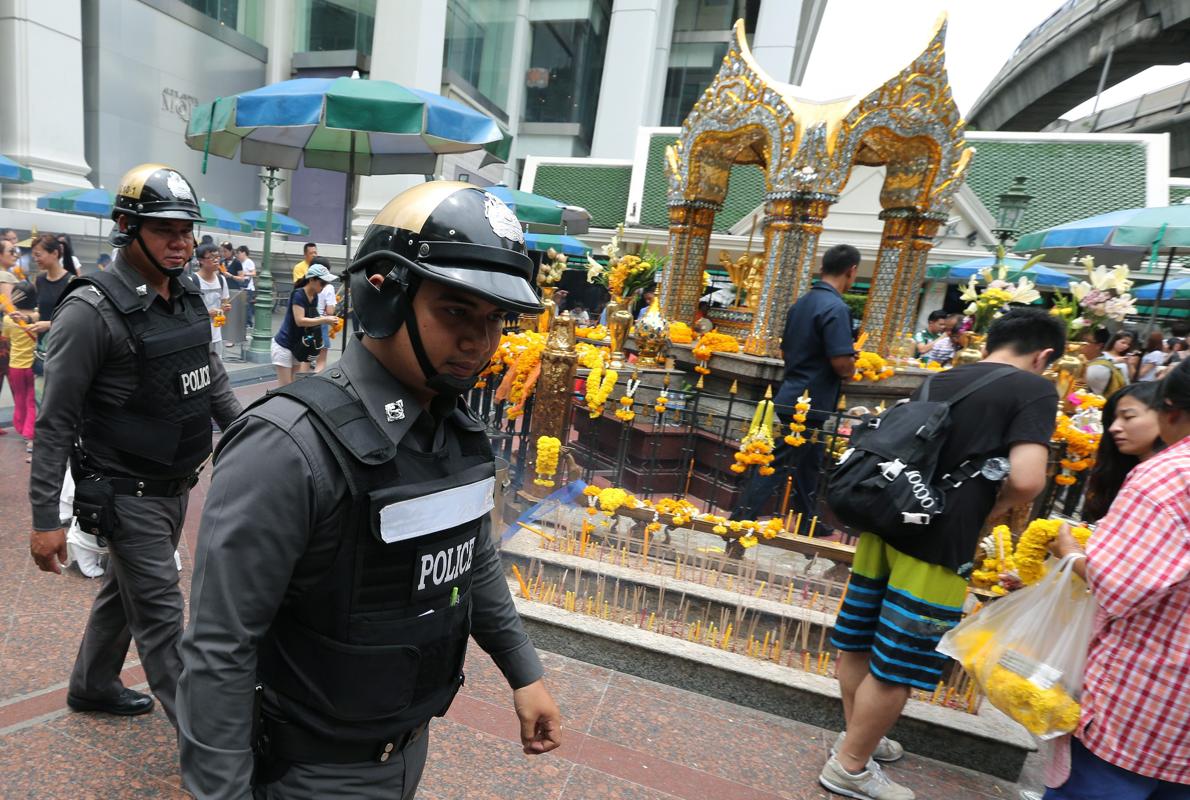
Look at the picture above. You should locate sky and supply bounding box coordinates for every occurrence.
[800,0,1190,120]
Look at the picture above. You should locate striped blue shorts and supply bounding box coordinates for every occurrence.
[830,532,967,690]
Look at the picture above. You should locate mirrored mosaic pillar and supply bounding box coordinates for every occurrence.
[660,201,719,325]
[861,209,944,355]
[745,193,835,357]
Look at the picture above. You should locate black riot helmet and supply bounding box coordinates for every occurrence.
[348,181,542,396]
[109,163,204,278]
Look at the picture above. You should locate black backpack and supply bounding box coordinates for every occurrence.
[825,366,1014,540]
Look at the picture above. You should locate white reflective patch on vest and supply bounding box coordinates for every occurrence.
[378,476,495,544]
[178,364,211,397]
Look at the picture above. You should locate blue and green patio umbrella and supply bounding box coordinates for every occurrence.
[36,187,114,217]
[1017,204,1190,324]
[198,201,251,233]
[184,74,503,356]
[0,155,32,184]
[239,209,310,237]
[522,232,590,257]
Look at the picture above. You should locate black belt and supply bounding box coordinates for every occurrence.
[264,720,428,765]
[103,474,199,498]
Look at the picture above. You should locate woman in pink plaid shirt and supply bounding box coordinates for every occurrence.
[1048,359,1190,799]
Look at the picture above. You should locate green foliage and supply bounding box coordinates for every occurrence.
[842,293,867,321]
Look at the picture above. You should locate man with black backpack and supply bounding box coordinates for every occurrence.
[819,308,1064,800]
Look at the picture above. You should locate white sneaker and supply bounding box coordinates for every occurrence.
[819,755,915,800]
[832,731,905,763]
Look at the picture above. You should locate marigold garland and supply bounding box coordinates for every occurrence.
[1014,518,1093,586]
[668,321,694,344]
[575,342,606,370]
[504,333,546,419]
[575,324,609,341]
[1052,411,1101,487]
[615,375,640,422]
[585,362,619,418]
[784,390,812,447]
[692,330,739,375]
[971,525,1016,595]
[533,436,561,487]
[852,351,896,382]
[733,396,776,475]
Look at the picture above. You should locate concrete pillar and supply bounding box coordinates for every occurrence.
[643,0,677,127]
[0,0,92,208]
[501,0,532,186]
[591,0,664,159]
[752,0,803,84]
[354,0,448,232]
[258,0,296,214]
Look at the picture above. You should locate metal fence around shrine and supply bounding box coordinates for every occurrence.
[465,372,1085,532]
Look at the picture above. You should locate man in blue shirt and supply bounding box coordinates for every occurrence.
[733,244,859,530]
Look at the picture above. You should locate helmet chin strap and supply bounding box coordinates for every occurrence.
[395,288,477,398]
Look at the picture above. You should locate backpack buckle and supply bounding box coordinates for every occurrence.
[939,472,964,489]
[878,458,905,481]
[901,512,931,526]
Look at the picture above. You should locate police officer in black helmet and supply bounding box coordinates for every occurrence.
[28,163,243,723]
[178,182,563,799]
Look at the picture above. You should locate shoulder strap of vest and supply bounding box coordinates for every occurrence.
[266,377,398,467]
[62,270,141,314]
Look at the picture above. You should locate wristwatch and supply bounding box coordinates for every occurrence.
[980,456,1011,481]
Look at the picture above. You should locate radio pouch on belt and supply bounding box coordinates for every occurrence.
[72,477,119,542]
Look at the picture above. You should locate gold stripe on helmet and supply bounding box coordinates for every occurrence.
[371,181,475,234]
[116,163,171,200]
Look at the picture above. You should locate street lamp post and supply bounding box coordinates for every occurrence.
[248,167,284,362]
[991,176,1033,265]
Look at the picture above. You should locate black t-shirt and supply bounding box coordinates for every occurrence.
[36,273,73,321]
[892,362,1058,574]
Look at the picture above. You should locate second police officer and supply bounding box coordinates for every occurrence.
[178,182,563,799]
[28,164,243,723]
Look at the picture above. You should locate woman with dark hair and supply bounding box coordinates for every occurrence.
[1046,359,1190,798]
[26,234,72,336]
[55,233,80,276]
[1081,381,1163,522]
[1105,330,1138,382]
[1137,330,1167,381]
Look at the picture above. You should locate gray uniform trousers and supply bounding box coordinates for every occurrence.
[253,728,429,800]
[68,493,188,725]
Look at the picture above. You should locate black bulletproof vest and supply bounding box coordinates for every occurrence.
[68,271,214,478]
[254,375,496,739]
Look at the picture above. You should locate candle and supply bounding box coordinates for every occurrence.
[511,564,531,599]
[517,521,556,542]
[803,652,811,672]
[808,516,818,539]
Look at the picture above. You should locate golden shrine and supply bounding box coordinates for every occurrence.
[660,17,972,358]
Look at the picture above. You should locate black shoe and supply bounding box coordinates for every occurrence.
[67,688,154,716]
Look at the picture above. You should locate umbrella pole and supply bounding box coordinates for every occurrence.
[341,131,355,353]
[248,167,284,361]
[1147,247,1177,332]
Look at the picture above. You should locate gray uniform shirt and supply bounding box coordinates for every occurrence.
[29,254,242,530]
[177,341,544,800]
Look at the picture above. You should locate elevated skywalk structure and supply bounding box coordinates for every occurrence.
[968,0,1190,134]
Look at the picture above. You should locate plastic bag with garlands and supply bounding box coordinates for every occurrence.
[937,554,1096,740]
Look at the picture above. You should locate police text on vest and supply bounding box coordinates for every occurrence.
[179,364,211,397]
[418,536,476,591]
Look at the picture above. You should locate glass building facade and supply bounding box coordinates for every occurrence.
[661,0,759,126]
[444,0,518,114]
[179,0,264,42]
[523,0,610,144]
[294,0,377,56]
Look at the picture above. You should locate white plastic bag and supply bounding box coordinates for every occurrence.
[938,554,1095,739]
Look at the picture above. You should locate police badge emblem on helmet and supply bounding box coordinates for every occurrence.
[166,171,194,201]
[482,193,524,243]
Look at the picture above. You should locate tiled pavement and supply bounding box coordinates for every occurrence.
[0,382,1037,799]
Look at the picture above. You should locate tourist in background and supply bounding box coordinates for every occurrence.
[1083,328,1128,397]
[1137,330,1168,381]
[823,308,1064,800]
[1081,381,1164,523]
[292,241,317,284]
[0,252,17,432]
[3,280,38,458]
[194,244,231,356]
[914,309,949,355]
[310,255,337,373]
[56,234,80,275]
[235,245,256,328]
[732,244,859,533]
[1106,330,1139,382]
[270,263,338,386]
[27,234,73,338]
[1044,359,1189,798]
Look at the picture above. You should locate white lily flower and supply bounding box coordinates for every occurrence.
[960,276,981,303]
[1007,277,1040,306]
[1108,264,1133,294]
[586,255,605,283]
[964,302,978,316]
[1071,281,1091,303]
[1080,255,1096,274]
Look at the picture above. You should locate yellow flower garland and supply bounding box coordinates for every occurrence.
[534,436,561,487]
[668,321,694,344]
[733,397,776,475]
[852,350,896,382]
[1014,518,1093,585]
[1052,413,1101,487]
[585,362,619,419]
[784,391,812,447]
[971,525,1016,595]
[692,330,739,375]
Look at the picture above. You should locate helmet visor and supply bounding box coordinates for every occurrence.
[410,262,543,315]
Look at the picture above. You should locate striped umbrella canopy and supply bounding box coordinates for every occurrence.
[36,187,114,218]
[926,256,1033,282]
[1016,205,1190,253]
[240,209,310,237]
[185,76,502,175]
[485,186,591,234]
[523,232,591,257]
[198,201,251,233]
[0,154,32,184]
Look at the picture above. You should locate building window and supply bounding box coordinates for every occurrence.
[178,0,264,41]
[523,2,609,143]
[294,0,376,56]
[661,41,729,126]
[672,0,759,33]
[444,0,517,113]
